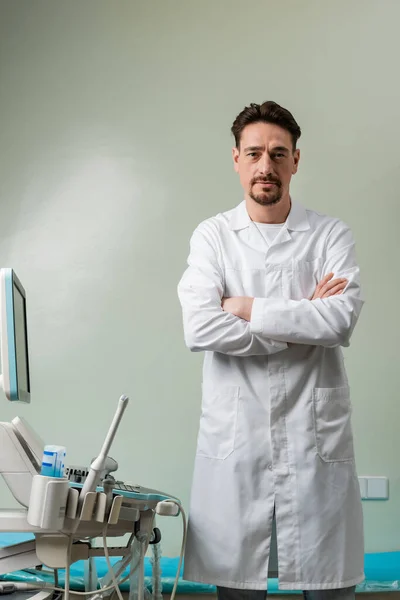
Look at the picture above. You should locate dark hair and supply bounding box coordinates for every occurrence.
[231,101,301,150]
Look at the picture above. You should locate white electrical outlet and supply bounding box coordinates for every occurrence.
[358,476,389,500]
[367,477,389,500]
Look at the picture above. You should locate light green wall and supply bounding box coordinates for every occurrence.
[0,0,399,556]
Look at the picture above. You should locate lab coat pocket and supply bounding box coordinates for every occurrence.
[293,257,323,301]
[313,386,354,462]
[197,385,240,460]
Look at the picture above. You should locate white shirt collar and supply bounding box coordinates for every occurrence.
[228,199,310,232]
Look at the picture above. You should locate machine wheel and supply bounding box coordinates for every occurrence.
[149,527,161,544]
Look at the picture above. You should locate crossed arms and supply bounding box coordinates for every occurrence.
[177,222,364,357]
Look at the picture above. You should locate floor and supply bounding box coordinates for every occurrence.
[69,593,400,600]
[154,595,400,600]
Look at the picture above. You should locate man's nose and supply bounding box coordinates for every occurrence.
[258,153,273,174]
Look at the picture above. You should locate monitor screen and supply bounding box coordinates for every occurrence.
[13,277,30,396]
[0,268,31,403]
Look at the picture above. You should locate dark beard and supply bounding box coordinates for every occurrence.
[249,179,282,206]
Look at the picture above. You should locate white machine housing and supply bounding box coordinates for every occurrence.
[0,417,43,507]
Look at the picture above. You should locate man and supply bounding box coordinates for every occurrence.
[177,101,364,600]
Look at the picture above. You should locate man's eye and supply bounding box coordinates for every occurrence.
[247,153,257,158]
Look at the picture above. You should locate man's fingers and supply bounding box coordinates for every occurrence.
[321,282,347,298]
[312,274,348,300]
[319,278,347,296]
[316,273,334,290]
[312,275,348,300]
[314,273,334,296]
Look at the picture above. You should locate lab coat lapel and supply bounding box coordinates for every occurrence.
[228,199,309,252]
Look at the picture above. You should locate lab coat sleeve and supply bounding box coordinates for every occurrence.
[178,223,288,356]
[250,222,364,347]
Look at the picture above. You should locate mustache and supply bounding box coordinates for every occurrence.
[251,176,281,187]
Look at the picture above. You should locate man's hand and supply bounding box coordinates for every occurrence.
[311,273,348,300]
[222,296,254,321]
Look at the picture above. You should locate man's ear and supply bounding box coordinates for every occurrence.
[292,148,300,174]
[232,146,240,173]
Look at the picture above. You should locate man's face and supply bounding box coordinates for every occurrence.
[232,122,300,207]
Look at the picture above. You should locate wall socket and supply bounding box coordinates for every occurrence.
[358,476,389,500]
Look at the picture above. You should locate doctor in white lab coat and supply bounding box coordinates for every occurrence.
[177,101,364,600]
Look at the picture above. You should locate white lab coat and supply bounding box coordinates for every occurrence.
[177,200,364,591]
